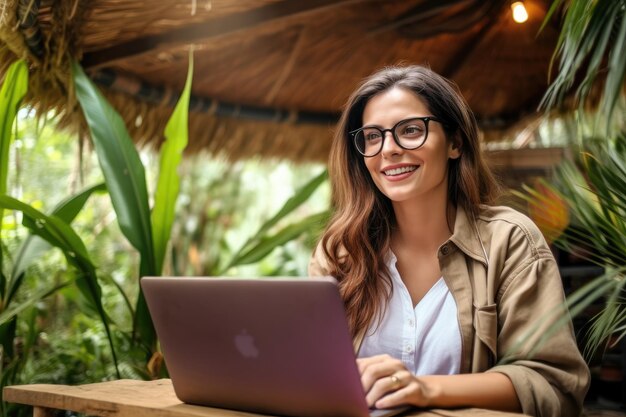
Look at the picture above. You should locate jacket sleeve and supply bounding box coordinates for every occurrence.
[486,239,590,417]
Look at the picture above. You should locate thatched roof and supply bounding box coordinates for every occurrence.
[0,0,561,161]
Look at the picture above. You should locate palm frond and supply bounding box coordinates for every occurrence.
[583,268,626,355]
[540,0,626,131]
[521,133,626,356]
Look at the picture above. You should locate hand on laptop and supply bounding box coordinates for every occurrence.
[357,354,430,410]
[358,354,526,413]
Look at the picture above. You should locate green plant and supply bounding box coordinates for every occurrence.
[517,133,626,356]
[0,60,29,393]
[0,193,119,367]
[166,159,329,277]
[541,0,626,131]
[519,0,626,358]
[0,61,28,201]
[556,135,625,354]
[72,50,196,361]
[1,60,120,410]
[219,169,329,274]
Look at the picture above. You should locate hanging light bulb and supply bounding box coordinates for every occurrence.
[511,1,529,23]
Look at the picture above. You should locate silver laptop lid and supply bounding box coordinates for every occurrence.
[141,276,372,417]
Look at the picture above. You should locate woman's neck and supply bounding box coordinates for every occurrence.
[391,190,455,253]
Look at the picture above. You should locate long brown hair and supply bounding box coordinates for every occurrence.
[319,65,499,337]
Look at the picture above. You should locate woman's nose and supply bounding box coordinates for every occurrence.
[381,131,402,157]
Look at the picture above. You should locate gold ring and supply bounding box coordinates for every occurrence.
[389,373,401,388]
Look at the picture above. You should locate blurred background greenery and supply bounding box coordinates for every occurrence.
[1,106,329,414]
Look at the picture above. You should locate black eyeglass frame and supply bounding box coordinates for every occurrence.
[349,116,443,157]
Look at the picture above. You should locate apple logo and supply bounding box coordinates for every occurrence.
[234,329,259,358]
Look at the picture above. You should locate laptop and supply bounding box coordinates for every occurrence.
[140,276,410,417]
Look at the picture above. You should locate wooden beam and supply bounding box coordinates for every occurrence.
[82,0,357,70]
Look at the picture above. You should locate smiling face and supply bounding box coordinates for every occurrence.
[361,87,461,205]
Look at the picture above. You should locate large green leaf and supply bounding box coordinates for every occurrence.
[252,169,327,240]
[0,195,119,375]
[224,169,328,272]
[2,182,106,372]
[0,196,91,264]
[0,60,27,367]
[223,211,329,272]
[73,60,158,353]
[0,281,71,326]
[9,182,106,299]
[134,52,195,354]
[0,60,28,197]
[72,60,156,275]
[151,50,193,273]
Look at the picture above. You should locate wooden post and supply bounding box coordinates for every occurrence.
[33,406,55,417]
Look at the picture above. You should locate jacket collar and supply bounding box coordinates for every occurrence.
[447,205,489,268]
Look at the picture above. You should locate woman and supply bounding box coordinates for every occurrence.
[308,65,589,417]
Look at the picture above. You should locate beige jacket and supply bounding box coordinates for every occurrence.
[308,205,590,417]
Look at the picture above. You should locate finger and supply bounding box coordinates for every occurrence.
[375,386,411,410]
[360,360,402,393]
[375,376,425,409]
[356,354,391,373]
[365,371,409,407]
[359,354,403,377]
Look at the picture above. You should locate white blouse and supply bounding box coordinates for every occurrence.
[357,252,462,376]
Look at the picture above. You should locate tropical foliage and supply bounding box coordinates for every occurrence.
[522,0,626,357]
[541,0,626,131]
[520,134,626,355]
[0,49,329,416]
[0,60,118,415]
[558,136,626,355]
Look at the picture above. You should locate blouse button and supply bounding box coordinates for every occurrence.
[440,244,450,256]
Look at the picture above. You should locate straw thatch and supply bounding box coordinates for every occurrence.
[0,0,561,161]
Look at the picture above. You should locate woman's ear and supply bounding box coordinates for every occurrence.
[448,136,462,159]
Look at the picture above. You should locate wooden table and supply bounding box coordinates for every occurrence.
[3,379,527,417]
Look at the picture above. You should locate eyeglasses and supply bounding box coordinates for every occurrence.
[349,116,442,157]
